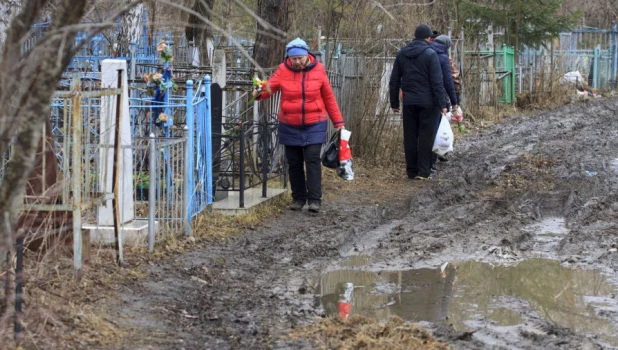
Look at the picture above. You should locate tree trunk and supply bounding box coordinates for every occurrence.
[185,0,215,66]
[253,0,290,70]
[0,0,134,274]
[0,0,22,51]
[149,0,156,45]
[118,2,144,57]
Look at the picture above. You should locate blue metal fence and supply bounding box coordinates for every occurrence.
[47,75,213,237]
[519,25,618,92]
[129,76,213,235]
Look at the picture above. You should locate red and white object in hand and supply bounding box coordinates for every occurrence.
[450,106,463,123]
[338,129,354,180]
[338,129,352,162]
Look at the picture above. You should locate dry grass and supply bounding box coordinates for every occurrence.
[321,157,414,205]
[288,315,450,350]
[516,86,572,111]
[0,186,292,349]
[466,105,519,126]
[0,247,138,349]
[190,192,291,241]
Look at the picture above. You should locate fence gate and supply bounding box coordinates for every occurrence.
[466,45,516,105]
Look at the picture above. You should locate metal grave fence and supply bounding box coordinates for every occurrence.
[129,76,213,234]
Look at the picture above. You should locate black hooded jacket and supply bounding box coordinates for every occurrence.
[389,39,449,109]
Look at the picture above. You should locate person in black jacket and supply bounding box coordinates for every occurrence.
[389,24,449,180]
[430,35,459,170]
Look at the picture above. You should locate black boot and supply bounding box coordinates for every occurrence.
[289,199,306,211]
[307,201,320,213]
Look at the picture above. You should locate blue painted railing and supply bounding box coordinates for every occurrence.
[129,76,213,236]
[185,77,213,225]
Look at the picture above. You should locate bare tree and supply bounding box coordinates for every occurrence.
[253,0,289,69]
[0,0,22,51]
[118,1,145,56]
[185,0,215,66]
[0,0,136,274]
[562,0,618,28]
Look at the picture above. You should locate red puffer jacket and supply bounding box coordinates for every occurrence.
[258,54,344,146]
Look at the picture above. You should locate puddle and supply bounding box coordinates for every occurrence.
[316,258,618,346]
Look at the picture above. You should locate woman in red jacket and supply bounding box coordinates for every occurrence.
[254,38,345,213]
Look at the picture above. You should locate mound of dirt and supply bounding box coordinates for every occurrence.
[287,316,449,350]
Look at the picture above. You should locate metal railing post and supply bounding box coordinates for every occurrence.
[148,133,156,252]
[186,80,194,232]
[518,62,524,94]
[502,44,509,103]
[262,119,268,198]
[204,76,213,205]
[594,45,600,89]
[130,41,136,82]
[610,22,618,89]
[239,124,245,209]
[183,126,191,236]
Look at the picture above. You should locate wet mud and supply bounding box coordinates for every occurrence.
[107,98,618,349]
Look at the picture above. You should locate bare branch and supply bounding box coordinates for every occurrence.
[231,0,287,38]
[371,1,395,20]
[382,0,436,8]
[158,0,268,73]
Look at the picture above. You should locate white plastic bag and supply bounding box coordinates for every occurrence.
[561,71,583,84]
[338,159,354,180]
[433,114,454,156]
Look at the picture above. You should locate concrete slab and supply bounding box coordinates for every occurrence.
[213,188,288,216]
[83,220,159,245]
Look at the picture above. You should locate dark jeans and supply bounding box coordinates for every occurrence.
[431,110,443,168]
[402,104,440,178]
[285,144,322,203]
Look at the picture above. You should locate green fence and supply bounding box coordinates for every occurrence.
[466,45,516,105]
[500,45,516,104]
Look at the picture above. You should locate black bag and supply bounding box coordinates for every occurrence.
[321,130,340,169]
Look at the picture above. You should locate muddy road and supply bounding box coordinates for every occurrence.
[109,98,618,349]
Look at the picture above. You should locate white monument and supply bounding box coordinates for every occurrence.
[83,59,154,244]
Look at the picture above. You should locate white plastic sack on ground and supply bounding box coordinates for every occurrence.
[561,71,583,84]
[433,114,454,156]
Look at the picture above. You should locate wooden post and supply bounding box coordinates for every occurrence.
[70,73,83,279]
[112,70,124,265]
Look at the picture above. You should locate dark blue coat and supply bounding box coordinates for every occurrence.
[389,39,448,109]
[430,41,458,106]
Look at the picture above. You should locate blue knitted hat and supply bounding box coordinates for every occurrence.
[286,37,309,57]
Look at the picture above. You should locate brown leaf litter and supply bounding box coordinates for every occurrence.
[288,315,449,350]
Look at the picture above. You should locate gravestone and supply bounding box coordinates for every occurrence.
[83,59,153,244]
[210,83,226,201]
[98,59,133,225]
